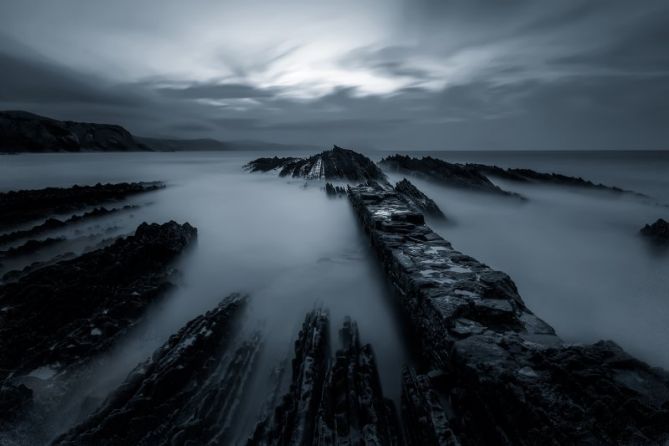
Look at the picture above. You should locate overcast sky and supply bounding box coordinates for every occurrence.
[0,0,667,150]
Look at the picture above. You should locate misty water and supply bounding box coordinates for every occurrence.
[1,150,668,443]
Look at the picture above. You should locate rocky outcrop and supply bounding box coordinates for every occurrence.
[471,164,646,196]
[246,146,386,182]
[379,155,519,197]
[0,182,162,230]
[249,311,402,446]
[395,179,445,219]
[245,156,301,173]
[53,293,256,446]
[0,111,149,152]
[0,221,197,383]
[401,367,459,446]
[0,205,137,247]
[348,182,669,445]
[641,218,669,244]
[315,317,403,446]
[0,237,65,260]
[249,309,330,445]
[325,183,347,197]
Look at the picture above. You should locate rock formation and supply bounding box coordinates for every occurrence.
[0,111,149,152]
[471,163,646,196]
[0,205,137,247]
[246,146,386,182]
[641,218,669,244]
[325,183,347,197]
[0,182,162,230]
[395,179,445,219]
[53,294,256,446]
[249,311,403,446]
[379,155,519,197]
[0,221,197,383]
[348,181,669,445]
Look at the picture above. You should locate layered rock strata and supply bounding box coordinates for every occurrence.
[0,221,197,383]
[246,146,386,182]
[395,179,445,219]
[348,182,669,445]
[249,311,403,446]
[0,182,162,230]
[53,294,254,446]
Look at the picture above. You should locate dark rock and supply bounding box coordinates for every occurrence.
[0,384,32,427]
[325,183,347,197]
[348,184,669,445]
[0,205,138,247]
[395,179,446,219]
[641,218,669,244]
[249,309,330,446]
[53,293,256,446]
[0,221,197,381]
[246,146,386,182]
[0,111,149,152]
[471,163,647,197]
[0,182,163,230]
[249,312,402,446]
[0,237,65,260]
[379,155,520,197]
[245,156,301,172]
[314,317,403,446]
[401,367,459,446]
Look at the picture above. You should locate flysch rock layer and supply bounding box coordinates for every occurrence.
[0,221,197,385]
[0,182,163,230]
[394,179,446,219]
[249,311,403,446]
[348,181,669,446]
[53,293,255,446]
[245,146,386,182]
[379,155,519,198]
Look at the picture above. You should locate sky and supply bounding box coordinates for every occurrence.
[0,0,667,150]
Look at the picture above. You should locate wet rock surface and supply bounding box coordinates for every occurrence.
[53,293,256,446]
[0,221,197,383]
[379,155,519,197]
[641,218,669,244]
[246,146,386,182]
[249,311,402,446]
[0,182,163,230]
[395,179,446,219]
[348,182,669,445]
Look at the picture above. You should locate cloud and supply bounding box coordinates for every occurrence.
[156,83,276,100]
[0,0,667,149]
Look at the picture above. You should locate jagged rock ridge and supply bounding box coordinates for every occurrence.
[380,155,519,197]
[0,181,163,230]
[640,218,669,244]
[0,221,197,383]
[0,205,137,247]
[53,293,256,446]
[348,181,669,445]
[395,179,446,219]
[246,146,386,182]
[249,311,403,446]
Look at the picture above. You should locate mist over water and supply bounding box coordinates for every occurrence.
[0,150,667,442]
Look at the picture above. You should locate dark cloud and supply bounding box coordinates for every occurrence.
[156,83,275,100]
[0,1,667,149]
